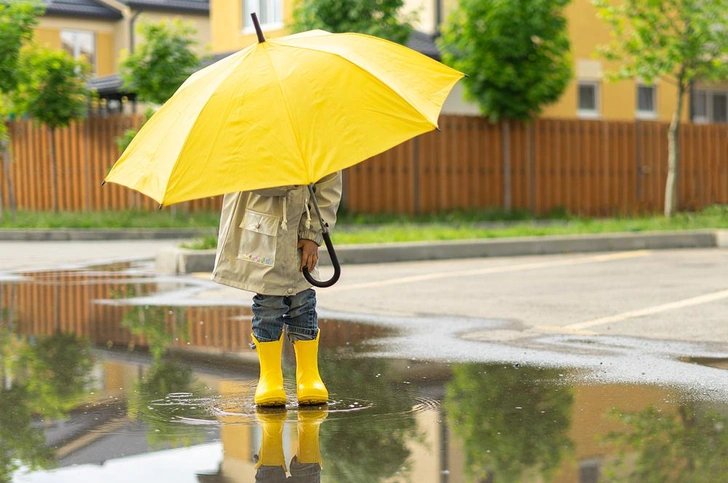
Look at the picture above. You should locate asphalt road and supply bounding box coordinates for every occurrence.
[316,248,728,344]
[3,240,728,395]
[3,241,727,346]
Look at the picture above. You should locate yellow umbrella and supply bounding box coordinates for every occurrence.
[104,19,463,205]
[104,15,464,286]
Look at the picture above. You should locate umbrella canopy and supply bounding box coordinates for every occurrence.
[104,28,464,206]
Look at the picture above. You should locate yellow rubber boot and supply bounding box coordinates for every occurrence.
[252,333,286,407]
[254,409,288,471]
[295,409,328,466]
[293,331,328,405]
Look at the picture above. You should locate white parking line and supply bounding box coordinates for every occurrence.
[326,250,651,292]
[565,288,728,331]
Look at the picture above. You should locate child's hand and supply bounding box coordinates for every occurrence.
[298,239,319,272]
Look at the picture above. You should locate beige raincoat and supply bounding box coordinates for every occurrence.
[212,172,343,296]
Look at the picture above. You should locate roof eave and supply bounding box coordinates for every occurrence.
[125,2,208,13]
[44,9,123,20]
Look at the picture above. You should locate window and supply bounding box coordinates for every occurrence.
[636,84,657,119]
[579,459,601,483]
[243,0,283,32]
[61,30,95,74]
[694,90,708,122]
[577,81,600,118]
[693,89,728,124]
[713,92,727,123]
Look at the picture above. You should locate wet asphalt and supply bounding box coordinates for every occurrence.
[3,240,728,482]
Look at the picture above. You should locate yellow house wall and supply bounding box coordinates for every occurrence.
[35,19,117,76]
[210,0,296,53]
[541,0,689,122]
[37,11,209,78]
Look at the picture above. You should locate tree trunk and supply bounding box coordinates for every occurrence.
[502,119,512,211]
[2,138,17,221]
[0,142,4,223]
[49,128,59,212]
[665,75,686,218]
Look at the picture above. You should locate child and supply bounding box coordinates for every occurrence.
[212,172,343,406]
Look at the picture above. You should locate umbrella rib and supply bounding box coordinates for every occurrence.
[163,48,258,202]
[261,44,310,181]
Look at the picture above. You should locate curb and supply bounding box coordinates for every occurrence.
[156,229,727,274]
[0,228,214,241]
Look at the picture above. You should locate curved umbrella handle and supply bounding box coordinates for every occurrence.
[302,231,341,288]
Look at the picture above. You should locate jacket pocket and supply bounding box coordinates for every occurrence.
[238,210,279,267]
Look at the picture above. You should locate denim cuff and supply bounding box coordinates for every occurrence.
[286,326,318,342]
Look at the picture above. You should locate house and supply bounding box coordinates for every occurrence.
[33,0,211,110]
[208,0,445,74]
[403,0,728,123]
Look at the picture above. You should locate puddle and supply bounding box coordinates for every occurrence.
[2,266,728,482]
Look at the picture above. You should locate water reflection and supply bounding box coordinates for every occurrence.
[318,358,420,482]
[444,364,574,481]
[254,408,327,483]
[603,402,728,482]
[2,267,728,482]
[130,359,211,448]
[0,328,94,481]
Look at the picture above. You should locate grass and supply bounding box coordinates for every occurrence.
[1,205,727,249]
[180,234,218,250]
[332,205,728,244]
[0,209,221,229]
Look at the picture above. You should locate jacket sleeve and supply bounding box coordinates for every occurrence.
[298,171,343,245]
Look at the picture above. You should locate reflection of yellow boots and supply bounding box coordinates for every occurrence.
[293,331,328,405]
[254,409,287,472]
[295,408,328,467]
[252,333,286,407]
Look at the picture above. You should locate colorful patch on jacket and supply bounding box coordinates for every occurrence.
[239,253,275,266]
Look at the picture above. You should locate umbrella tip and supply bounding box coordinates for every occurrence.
[158,204,163,210]
[100,180,106,186]
[251,13,265,43]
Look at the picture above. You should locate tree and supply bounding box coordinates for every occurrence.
[120,19,201,106]
[444,364,574,481]
[0,1,44,220]
[318,357,419,482]
[593,0,728,217]
[438,0,572,210]
[25,332,94,416]
[117,19,201,153]
[127,359,209,448]
[604,403,728,482]
[290,0,415,44]
[14,46,89,212]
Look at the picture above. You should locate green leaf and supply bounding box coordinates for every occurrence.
[290,0,416,44]
[438,0,573,121]
[120,19,202,106]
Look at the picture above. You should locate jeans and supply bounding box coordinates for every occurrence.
[252,289,318,342]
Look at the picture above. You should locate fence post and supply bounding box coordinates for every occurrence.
[502,120,512,211]
[528,121,536,213]
[83,117,91,211]
[635,119,642,206]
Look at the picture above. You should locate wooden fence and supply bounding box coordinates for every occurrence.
[2,115,727,216]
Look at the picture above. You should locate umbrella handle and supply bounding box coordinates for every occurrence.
[302,231,341,288]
